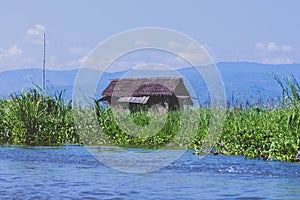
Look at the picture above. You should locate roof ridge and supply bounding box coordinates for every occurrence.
[110,76,183,81]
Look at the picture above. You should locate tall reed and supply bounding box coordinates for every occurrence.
[0,74,299,162]
[0,88,79,145]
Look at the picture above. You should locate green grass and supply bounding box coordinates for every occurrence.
[216,106,300,161]
[0,74,299,162]
[0,88,79,145]
[215,73,300,161]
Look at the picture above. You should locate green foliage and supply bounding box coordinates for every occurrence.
[0,88,79,145]
[215,74,300,162]
[73,107,111,146]
[93,104,182,149]
[215,106,299,161]
[0,74,300,162]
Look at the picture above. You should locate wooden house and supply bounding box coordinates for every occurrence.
[98,77,193,112]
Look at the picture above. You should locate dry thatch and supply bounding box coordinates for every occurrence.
[102,77,189,97]
[100,77,193,107]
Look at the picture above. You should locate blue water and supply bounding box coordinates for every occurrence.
[0,146,299,199]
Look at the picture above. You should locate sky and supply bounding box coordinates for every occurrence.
[0,0,300,72]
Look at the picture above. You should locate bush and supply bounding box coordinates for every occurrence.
[0,88,79,145]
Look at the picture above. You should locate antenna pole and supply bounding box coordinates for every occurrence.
[42,33,46,91]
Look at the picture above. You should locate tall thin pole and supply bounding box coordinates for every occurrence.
[42,33,46,91]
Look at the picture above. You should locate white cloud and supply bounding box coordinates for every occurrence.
[267,42,279,51]
[49,56,58,63]
[281,44,292,52]
[0,44,22,60]
[22,57,35,64]
[167,41,182,50]
[176,42,212,66]
[254,42,265,50]
[7,45,22,56]
[26,24,46,36]
[254,41,297,64]
[25,24,46,45]
[0,50,5,59]
[177,52,211,66]
[79,56,88,65]
[261,57,294,65]
[255,42,293,52]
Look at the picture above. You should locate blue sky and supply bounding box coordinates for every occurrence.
[0,0,300,72]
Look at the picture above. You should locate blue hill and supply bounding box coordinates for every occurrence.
[1,62,300,106]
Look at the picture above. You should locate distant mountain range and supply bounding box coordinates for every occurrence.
[1,62,300,106]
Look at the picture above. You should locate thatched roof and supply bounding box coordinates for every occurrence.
[101,77,190,97]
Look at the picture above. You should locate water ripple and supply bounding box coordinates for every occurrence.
[0,146,300,199]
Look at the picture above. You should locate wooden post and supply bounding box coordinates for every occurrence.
[42,33,46,91]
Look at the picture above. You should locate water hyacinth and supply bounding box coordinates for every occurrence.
[0,88,79,146]
[296,150,300,160]
[0,74,300,162]
[221,141,225,147]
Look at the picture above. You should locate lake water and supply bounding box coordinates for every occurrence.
[0,145,299,199]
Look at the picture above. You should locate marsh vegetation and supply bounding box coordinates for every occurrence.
[0,74,299,162]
